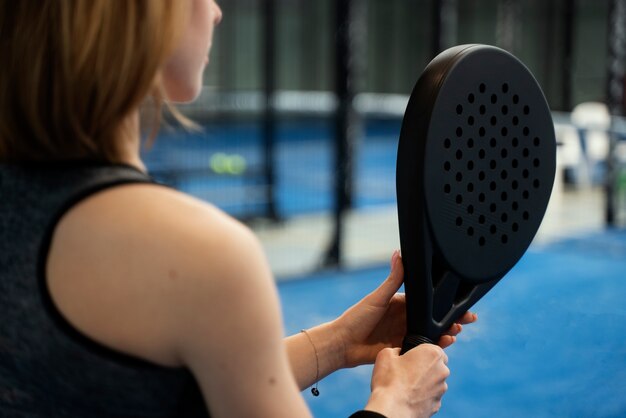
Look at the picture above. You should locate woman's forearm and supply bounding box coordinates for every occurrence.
[284,321,347,390]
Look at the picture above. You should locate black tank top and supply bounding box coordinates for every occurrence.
[0,162,209,417]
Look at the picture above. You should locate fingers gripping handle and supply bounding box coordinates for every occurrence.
[400,335,435,354]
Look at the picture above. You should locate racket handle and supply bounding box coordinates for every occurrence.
[400,334,435,354]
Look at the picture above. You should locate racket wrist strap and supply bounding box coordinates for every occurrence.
[401,334,435,354]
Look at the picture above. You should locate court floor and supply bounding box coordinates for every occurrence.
[279,230,626,418]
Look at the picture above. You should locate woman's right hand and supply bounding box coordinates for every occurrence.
[364,344,450,418]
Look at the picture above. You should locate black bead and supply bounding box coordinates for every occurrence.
[311,387,319,396]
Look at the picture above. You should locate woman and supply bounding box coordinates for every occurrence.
[0,1,476,417]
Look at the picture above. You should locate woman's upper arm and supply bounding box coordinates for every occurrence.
[169,213,311,418]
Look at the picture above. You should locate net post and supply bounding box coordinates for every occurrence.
[431,0,443,58]
[262,0,279,221]
[605,0,626,227]
[561,0,575,112]
[324,0,360,268]
[432,0,458,59]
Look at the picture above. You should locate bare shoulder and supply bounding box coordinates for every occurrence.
[47,183,271,367]
[49,182,310,416]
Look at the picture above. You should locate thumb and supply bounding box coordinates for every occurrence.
[366,250,404,306]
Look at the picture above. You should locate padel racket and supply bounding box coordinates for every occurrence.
[396,44,556,352]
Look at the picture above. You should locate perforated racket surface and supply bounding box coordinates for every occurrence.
[396,45,556,351]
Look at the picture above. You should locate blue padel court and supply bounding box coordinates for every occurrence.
[279,230,626,418]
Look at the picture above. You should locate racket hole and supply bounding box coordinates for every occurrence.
[501,234,508,244]
[500,170,508,180]
[444,161,451,171]
[523,148,530,157]
[523,211,530,220]
[479,83,486,93]
[456,194,463,204]
[490,160,497,170]
[513,94,519,104]
[479,127,486,137]
[512,116,519,126]
[479,215,486,224]
[491,116,497,126]
[512,222,519,232]
[479,149,486,159]
[456,127,463,137]
[491,94,497,104]
[534,137,541,147]
[468,138,475,148]
[501,212,508,222]
[490,225,497,234]
[467,182,474,192]
[512,201,519,210]
[523,190,530,199]
[479,237,486,246]
[502,83,509,93]
[512,137,519,147]
[533,158,540,168]
[501,127,508,136]
[512,180,519,190]
[456,104,463,115]
[501,191,508,202]
[467,161,474,170]
[456,217,463,226]
[533,179,540,189]
[444,184,451,194]
[501,148,508,158]
[467,227,475,236]
[479,193,486,202]
[444,138,451,149]
[479,171,486,181]
[512,159,519,168]
[468,116,475,126]
[523,126,530,136]
[490,203,497,213]
[523,169,529,178]
[456,150,463,160]
[490,138,497,148]
[490,181,497,191]
[468,93,475,103]
[524,105,530,115]
[456,172,463,182]
[467,204,475,214]
[501,105,509,115]
[480,105,486,115]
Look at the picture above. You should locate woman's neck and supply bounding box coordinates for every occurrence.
[117,111,147,173]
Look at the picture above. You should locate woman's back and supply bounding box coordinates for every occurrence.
[0,162,208,417]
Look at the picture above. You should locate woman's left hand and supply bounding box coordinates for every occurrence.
[332,250,477,368]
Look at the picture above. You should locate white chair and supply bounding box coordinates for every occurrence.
[570,101,611,185]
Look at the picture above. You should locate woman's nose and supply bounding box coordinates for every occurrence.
[213,2,223,25]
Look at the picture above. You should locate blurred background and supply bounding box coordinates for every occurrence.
[144,0,626,278]
[143,0,626,416]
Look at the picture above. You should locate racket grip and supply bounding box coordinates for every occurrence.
[400,334,435,354]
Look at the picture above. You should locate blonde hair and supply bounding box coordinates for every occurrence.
[0,1,189,162]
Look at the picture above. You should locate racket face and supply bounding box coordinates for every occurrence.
[397,45,556,343]
[423,45,556,283]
